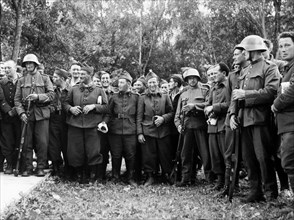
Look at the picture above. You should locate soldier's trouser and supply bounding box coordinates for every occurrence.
[67,126,102,167]
[181,128,211,181]
[242,125,278,196]
[209,131,226,175]
[108,134,136,176]
[0,119,21,165]
[142,135,172,174]
[23,119,49,170]
[280,132,294,176]
[48,114,67,164]
[100,133,110,175]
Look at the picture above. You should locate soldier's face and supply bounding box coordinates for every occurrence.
[147,77,159,92]
[25,62,37,73]
[93,76,101,87]
[80,70,91,84]
[118,79,129,92]
[169,78,176,91]
[101,73,110,88]
[279,37,294,62]
[134,81,144,94]
[160,83,169,94]
[233,49,246,66]
[4,61,16,77]
[187,76,198,87]
[52,73,62,86]
[70,64,81,78]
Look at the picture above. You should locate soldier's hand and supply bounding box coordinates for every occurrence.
[204,105,213,115]
[271,104,278,114]
[182,103,195,113]
[70,106,82,116]
[83,104,95,114]
[177,125,182,133]
[20,113,28,124]
[138,134,145,144]
[154,115,164,127]
[26,94,39,101]
[8,110,14,117]
[230,115,238,130]
[232,89,245,100]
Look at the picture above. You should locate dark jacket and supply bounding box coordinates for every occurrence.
[229,57,280,127]
[0,79,18,122]
[64,83,108,128]
[137,90,173,138]
[206,80,228,133]
[273,59,294,134]
[105,91,139,135]
[14,71,54,121]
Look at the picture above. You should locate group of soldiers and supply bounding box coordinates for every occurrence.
[0,31,294,205]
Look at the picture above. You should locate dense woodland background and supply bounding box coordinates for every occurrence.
[0,0,294,79]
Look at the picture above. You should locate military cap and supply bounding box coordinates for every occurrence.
[146,70,159,82]
[54,68,69,80]
[182,68,200,81]
[136,76,147,87]
[118,70,132,82]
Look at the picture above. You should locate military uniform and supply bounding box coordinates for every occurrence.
[14,71,54,174]
[0,78,21,173]
[48,84,70,174]
[64,83,108,172]
[206,79,228,188]
[137,90,173,178]
[105,89,139,183]
[174,84,211,183]
[230,57,280,200]
[273,58,294,191]
[0,87,5,172]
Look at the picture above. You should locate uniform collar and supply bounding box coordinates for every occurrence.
[118,90,131,96]
[284,58,294,71]
[251,57,264,65]
[79,82,95,92]
[146,89,161,97]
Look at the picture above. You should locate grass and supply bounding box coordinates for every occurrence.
[2,172,294,220]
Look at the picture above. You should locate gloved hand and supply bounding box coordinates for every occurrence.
[97,121,108,133]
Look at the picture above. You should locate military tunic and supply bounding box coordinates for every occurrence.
[137,90,173,174]
[229,57,280,198]
[174,85,211,182]
[104,91,139,179]
[64,83,108,167]
[0,78,21,167]
[206,80,228,176]
[14,71,54,171]
[48,85,70,167]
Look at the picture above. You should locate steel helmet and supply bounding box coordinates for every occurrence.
[239,35,267,52]
[182,68,201,81]
[22,54,40,67]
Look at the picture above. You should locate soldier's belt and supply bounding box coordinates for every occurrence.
[114,113,135,119]
[186,110,204,117]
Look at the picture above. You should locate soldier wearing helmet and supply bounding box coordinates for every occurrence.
[174,68,212,186]
[229,35,280,203]
[14,54,54,177]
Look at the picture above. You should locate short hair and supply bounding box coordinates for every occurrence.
[263,39,273,50]
[278,31,294,43]
[218,62,230,76]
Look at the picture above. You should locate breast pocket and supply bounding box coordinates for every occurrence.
[247,73,264,90]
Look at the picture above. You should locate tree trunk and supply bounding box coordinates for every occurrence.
[138,0,143,76]
[11,0,24,63]
[273,0,281,38]
[0,1,3,61]
[259,0,267,38]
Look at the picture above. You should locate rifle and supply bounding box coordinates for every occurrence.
[228,98,243,202]
[14,98,32,177]
[170,98,188,184]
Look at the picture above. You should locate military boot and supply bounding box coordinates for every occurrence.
[144,173,155,187]
[76,167,83,184]
[89,165,97,183]
[212,175,225,191]
[4,163,13,175]
[241,180,265,203]
[96,164,105,184]
[126,159,137,187]
[111,158,122,183]
[52,162,61,177]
